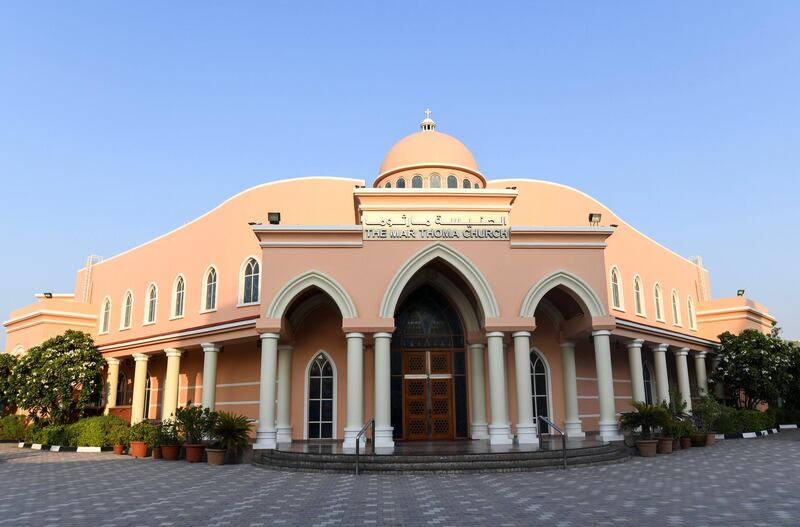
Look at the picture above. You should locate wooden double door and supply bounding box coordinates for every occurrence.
[403,350,454,440]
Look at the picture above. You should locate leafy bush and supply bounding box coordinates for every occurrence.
[28,424,70,446]
[619,401,669,439]
[155,420,180,446]
[692,395,722,433]
[0,415,27,440]
[714,406,775,434]
[0,353,17,415]
[108,423,130,446]
[773,407,800,425]
[175,404,214,444]
[68,415,128,447]
[129,421,158,447]
[210,412,253,454]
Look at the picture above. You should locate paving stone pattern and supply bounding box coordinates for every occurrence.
[1,433,799,526]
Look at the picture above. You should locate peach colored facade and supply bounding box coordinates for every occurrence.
[3,113,776,449]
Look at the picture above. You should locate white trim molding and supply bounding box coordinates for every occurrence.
[268,269,358,320]
[520,269,607,318]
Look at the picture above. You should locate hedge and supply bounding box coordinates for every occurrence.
[23,415,128,446]
[0,415,27,440]
[713,406,775,434]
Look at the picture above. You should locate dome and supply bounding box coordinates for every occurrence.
[375,111,485,188]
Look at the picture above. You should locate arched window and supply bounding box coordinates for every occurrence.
[687,296,697,330]
[530,350,551,432]
[203,267,218,311]
[671,289,682,326]
[307,352,335,439]
[172,276,185,318]
[145,284,158,324]
[653,283,664,322]
[610,267,624,310]
[385,181,392,188]
[462,178,470,188]
[447,175,457,188]
[242,258,260,304]
[143,373,152,420]
[100,297,111,333]
[121,291,133,329]
[396,178,406,189]
[412,175,423,188]
[643,363,656,405]
[473,181,481,189]
[116,372,129,406]
[429,174,441,188]
[633,275,645,316]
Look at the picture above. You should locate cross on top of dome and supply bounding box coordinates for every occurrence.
[420,108,436,131]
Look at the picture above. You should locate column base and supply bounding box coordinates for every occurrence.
[342,426,366,451]
[488,424,513,445]
[470,422,489,440]
[374,426,395,449]
[564,420,585,438]
[253,428,277,450]
[276,425,293,444]
[598,421,623,442]
[515,423,539,445]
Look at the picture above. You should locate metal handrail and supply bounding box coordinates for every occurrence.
[354,418,375,475]
[537,415,568,470]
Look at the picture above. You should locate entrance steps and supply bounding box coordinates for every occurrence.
[253,442,630,474]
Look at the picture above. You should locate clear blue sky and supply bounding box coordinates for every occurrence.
[1,2,798,349]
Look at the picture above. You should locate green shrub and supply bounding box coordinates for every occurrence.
[714,406,775,434]
[68,415,128,447]
[773,407,800,424]
[30,424,69,446]
[108,423,130,446]
[129,421,158,447]
[0,415,27,440]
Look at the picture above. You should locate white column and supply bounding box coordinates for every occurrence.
[627,339,646,403]
[512,331,538,445]
[468,343,489,439]
[694,351,709,396]
[592,330,622,441]
[373,332,394,448]
[487,332,512,445]
[674,348,693,413]
[104,357,121,415]
[276,344,293,444]
[201,343,220,410]
[254,333,279,450]
[130,353,150,424]
[161,348,182,421]
[653,344,671,405]
[560,341,584,437]
[343,332,364,450]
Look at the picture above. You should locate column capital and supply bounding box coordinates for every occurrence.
[653,343,669,353]
[468,342,486,351]
[260,332,280,341]
[201,342,221,353]
[511,331,531,338]
[591,329,612,338]
[165,348,182,358]
[486,331,504,339]
[345,332,365,339]
[673,347,690,357]
[694,351,708,359]
[559,341,576,351]
[106,357,121,366]
[626,339,645,350]
[373,332,393,339]
[277,344,294,352]
[132,353,150,362]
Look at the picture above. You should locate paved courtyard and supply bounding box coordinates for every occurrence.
[1,433,799,527]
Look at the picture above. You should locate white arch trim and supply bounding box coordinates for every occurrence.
[303,350,338,440]
[380,243,500,319]
[396,268,481,333]
[268,270,358,320]
[520,269,607,318]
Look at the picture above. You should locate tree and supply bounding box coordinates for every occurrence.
[713,329,795,409]
[0,353,17,415]
[783,342,800,410]
[13,330,105,425]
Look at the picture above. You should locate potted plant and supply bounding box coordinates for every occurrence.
[129,421,157,458]
[678,421,694,449]
[661,391,689,451]
[658,417,676,454]
[152,422,165,459]
[692,395,721,447]
[207,411,254,466]
[176,404,214,463]
[108,424,129,455]
[619,401,669,457]
[159,420,181,460]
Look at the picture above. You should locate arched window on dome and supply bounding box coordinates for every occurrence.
[653,283,665,322]
[396,178,406,189]
[462,178,470,188]
[671,289,682,326]
[473,181,481,189]
[610,266,624,310]
[447,175,457,188]
[385,181,392,188]
[430,174,441,188]
[100,297,111,334]
[412,175,423,188]
[633,275,645,316]
[687,296,697,330]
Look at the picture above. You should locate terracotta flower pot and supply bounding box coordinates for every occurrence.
[206,448,226,466]
[680,437,692,449]
[161,444,181,460]
[152,446,162,459]
[185,444,206,463]
[113,444,124,455]
[636,439,658,457]
[705,432,716,447]
[658,437,674,454]
[672,438,679,451]
[130,441,149,458]
[691,433,707,447]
